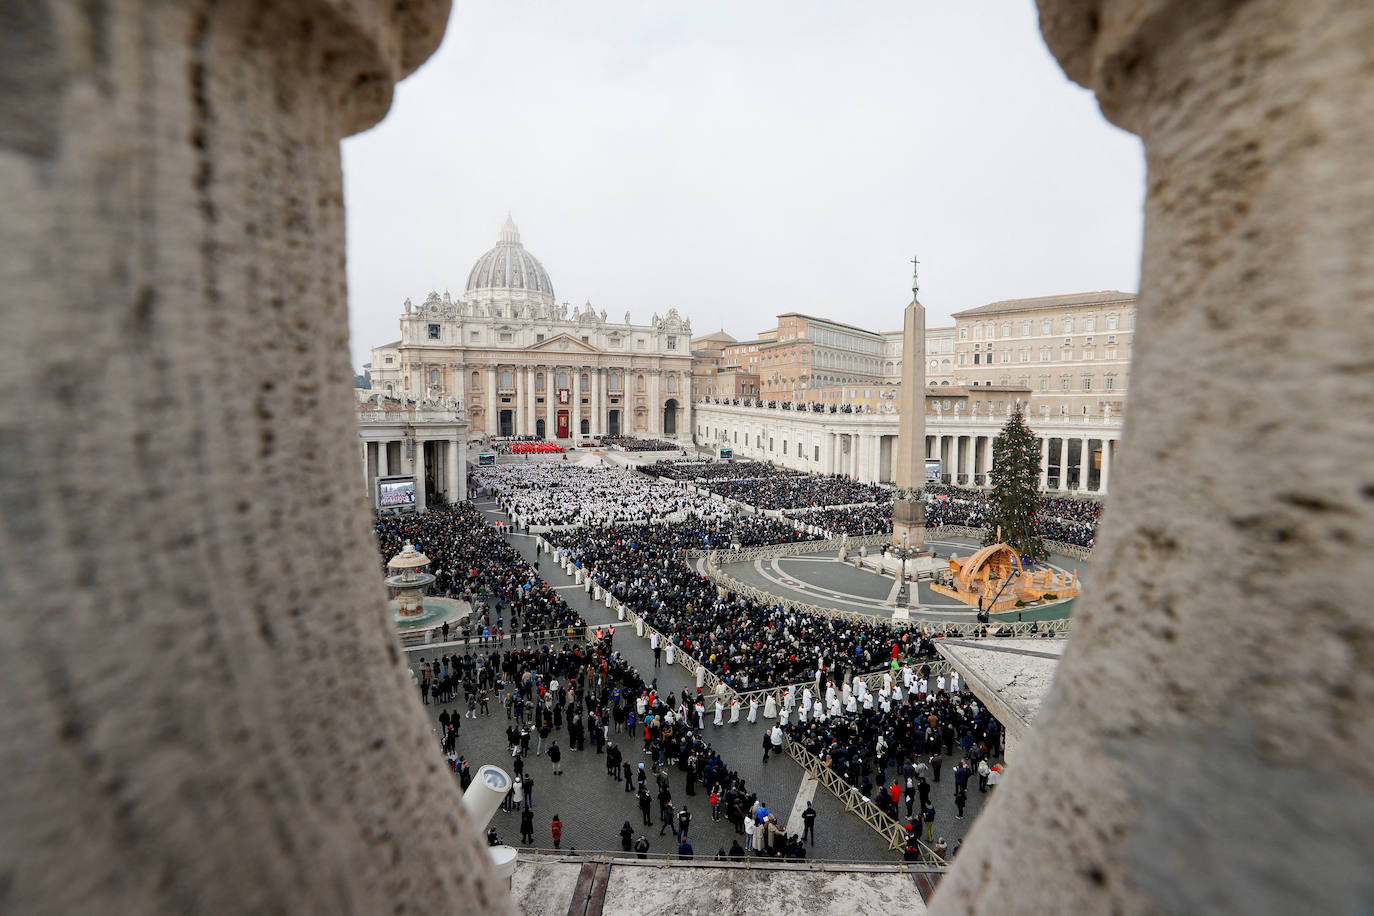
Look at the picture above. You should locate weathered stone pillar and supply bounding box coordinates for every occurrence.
[936,2,1374,912]
[0,2,511,913]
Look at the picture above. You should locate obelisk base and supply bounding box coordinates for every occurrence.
[892,499,927,554]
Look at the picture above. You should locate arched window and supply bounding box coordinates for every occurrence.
[557,371,568,389]
[929,360,939,371]
[609,373,620,390]
[500,369,512,389]
[385,383,393,395]
[580,419,590,435]
[536,373,545,392]
[580,373,589,392]
[941,359,951,370]
[470,371,480,390]
[429,369,440,385]
[637,374,646,392]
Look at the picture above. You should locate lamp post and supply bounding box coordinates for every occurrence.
[895,532,911,608]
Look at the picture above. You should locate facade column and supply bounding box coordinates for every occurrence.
[414,439,427,513]
[378,439,390,476]
[1039,436,1049,491]
[546,367,557,439]
[983,435,994,486]
[1055,438,1067,491]
[591,368,602,437]
[361,441,370,496]
[484,366,497,438]
[649,371,662,436]
[1099,439,1112,494]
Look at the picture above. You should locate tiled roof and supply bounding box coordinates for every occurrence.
[952,291,1136,318]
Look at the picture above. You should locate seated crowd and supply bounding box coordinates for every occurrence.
[375,503,583,637]
[546,525,921,690]
[705,473,891,512]
[600,436,682,452]
[474,465,727,527]
[785,503,895,537]
[644,459,804,483]
[924,485,1100,548]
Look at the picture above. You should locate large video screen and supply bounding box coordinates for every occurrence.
[377,476,417,509]
[925,459,942,482]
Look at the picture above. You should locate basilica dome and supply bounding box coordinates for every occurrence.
[465,215,555,303]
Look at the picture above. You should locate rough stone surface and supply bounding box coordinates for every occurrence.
[600,864,926,916]
[0,2,513,913]
[936,1,1374,913]
[935,640,1063,733]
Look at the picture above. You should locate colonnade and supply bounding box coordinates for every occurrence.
[924,433,1116,493]
[360,435,466,512]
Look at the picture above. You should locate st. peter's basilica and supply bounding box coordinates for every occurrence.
[368,217,693,441]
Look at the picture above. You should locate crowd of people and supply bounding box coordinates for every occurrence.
[375,503,584,637]
[644,459,804,483]
[545,525,930,690]
[473,465,730,527]
[499,440,566,455]
[600,436,682,452]
[924,485,1101,548]
[785,664,1004,849]
[422,633,810,860]
[705,473,891,512]
[784,504,894,537]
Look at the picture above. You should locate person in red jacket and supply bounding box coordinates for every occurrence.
[551,815,564,849]
[889,781,902,808]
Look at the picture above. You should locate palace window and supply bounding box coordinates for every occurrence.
[428,324,440,339]
[1040,347,1051,361]
[1061,378,1071,390]
[1082,378,1093,390]
[557,371,568,389]
[580,373,590,392]
[667,336,677,350]
[667,376,677,393]
[1041,319,1052,334]
[609,373,621,390]
[580,419,590,435]
[500,370,512,388]
[1105,377,1116,390]
[470,371,480,389]
[1106,314,1120,330]
[536,334,545,342]
[536,373,545,392]
[1021,321,1032,335]
[384,356,394,365]
[1062,317,1074,332]
[1085,317,1097,332]
[499,332,512,343]
[429,369,440,386]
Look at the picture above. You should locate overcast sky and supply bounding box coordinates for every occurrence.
[342,1,1144,369]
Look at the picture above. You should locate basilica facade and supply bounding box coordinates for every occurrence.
[368,217,694,440]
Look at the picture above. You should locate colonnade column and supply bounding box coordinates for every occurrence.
[1039,437,1049,491]
[360,441,370,496]
[524,368,535,436]
[983,436,995,486]
[1055,438,1067,491]
[1099,439,1112,494]
[378,440,390,476]
[447,439,462,505]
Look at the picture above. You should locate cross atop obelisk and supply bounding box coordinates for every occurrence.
[893,256,928,553]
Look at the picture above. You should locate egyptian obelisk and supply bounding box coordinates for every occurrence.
[893,257,927,551]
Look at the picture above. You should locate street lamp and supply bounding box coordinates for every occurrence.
[895,532,911,608]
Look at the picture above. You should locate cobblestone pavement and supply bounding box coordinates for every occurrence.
[719,538,1086,623]
[401,499,1006,862]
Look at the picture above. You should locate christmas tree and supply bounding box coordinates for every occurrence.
[983,405,1046,563]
